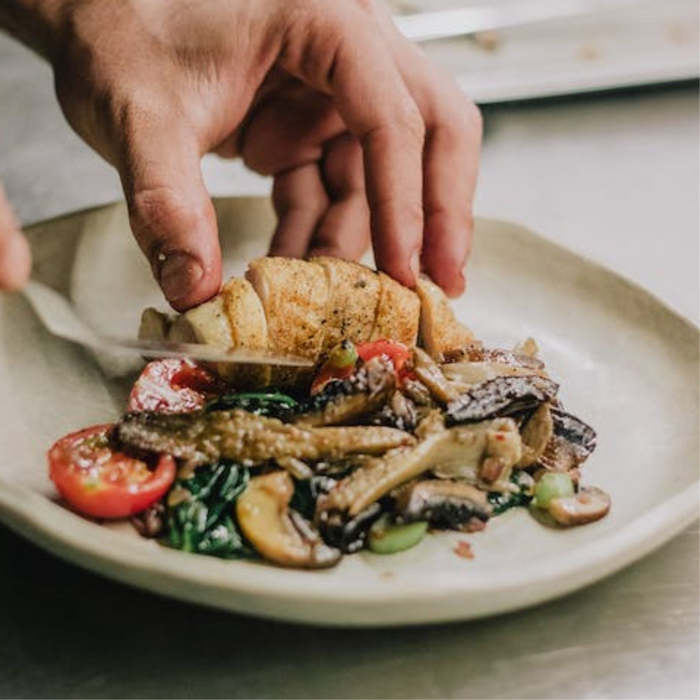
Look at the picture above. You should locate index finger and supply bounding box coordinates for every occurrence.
[278,2,425,287]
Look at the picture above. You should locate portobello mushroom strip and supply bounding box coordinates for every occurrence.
[116,408,414,469]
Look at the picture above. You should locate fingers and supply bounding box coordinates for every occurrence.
[269,163,328,258]
[0,185,31,291]
[373,7,483,296]
[308,133,370,261]
[420,100,481,297]
[240,88,344,175]
[280,1,424,288]
[118,112,221,311]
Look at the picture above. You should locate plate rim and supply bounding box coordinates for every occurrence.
[2,198,698,626]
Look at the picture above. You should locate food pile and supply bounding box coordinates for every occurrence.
[47,258,609,569]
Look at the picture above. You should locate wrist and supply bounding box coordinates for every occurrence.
[0,0,70,61]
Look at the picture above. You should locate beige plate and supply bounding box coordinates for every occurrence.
[0,197,697,627]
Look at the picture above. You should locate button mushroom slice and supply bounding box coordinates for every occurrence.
[236,471,341,568]
[116,409,415,469]
[547,486,610,526]
[412,348,461,403]
[317,417,521,517]
[446,375,559,425]
[293,356,396,428]
[393,479,492,530]
[516,403,554,468]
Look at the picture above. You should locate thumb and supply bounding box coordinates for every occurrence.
[0,184,31,291]
[119,119,221,311]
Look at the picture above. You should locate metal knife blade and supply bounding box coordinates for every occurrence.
[94,337,314,366]
[394,0,640,43]
[22,280,313,367]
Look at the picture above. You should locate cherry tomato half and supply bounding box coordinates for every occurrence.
[128,358,220,413]
[356,340,411,375]
[48,424,175,519]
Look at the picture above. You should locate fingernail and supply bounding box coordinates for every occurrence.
[158,252,203,305]
[409,250,421,284]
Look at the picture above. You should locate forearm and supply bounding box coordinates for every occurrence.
[0,0,65,61]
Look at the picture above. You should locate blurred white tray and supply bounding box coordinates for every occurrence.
[393,0,699,103]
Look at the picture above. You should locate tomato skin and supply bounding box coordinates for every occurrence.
[310,364,355,395]
[48,424,175,519]
[128,359,220,413]
[356,340,411,375]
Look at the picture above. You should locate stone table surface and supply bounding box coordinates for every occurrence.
[0,31,698,700]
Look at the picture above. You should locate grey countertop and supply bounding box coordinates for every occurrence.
[1,32,698,700]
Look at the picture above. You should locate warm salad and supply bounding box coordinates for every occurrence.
[47,257,609,569]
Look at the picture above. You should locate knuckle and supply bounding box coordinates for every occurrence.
[129,186,181,235]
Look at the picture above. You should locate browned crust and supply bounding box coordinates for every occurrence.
[311,256,381,352]
[370,272,420,346]
[246,257,329,385]
[416,276,474,357]
[220,277,271,388]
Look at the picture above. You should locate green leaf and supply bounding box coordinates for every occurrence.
[163,461,254,559]
[205,391,298,419]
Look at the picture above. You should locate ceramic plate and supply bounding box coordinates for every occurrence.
[0,197,697,626]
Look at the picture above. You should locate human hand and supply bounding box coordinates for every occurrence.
[0,185,31,291]
[7,0,481,310]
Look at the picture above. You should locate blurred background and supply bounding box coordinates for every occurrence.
[0,1,698,697]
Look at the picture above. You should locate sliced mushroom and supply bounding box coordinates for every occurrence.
[516,403,554,467]
[536,408,597,472]
[412,348,460,402]
[317,502,383,553]
[547,486,610,526]
[236,471,341,568]
[431,417,522,491]
[402,378,432,406]
[317,416,521,517]
[116,409,414,469]
[446,375,559,425]
[276,457,313,480]
[393,479,492,530]
[441,360,547,387]
[550,408,597,460]
[370,390,419,432]
[441,344,545,371]
[294,356,396,427]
